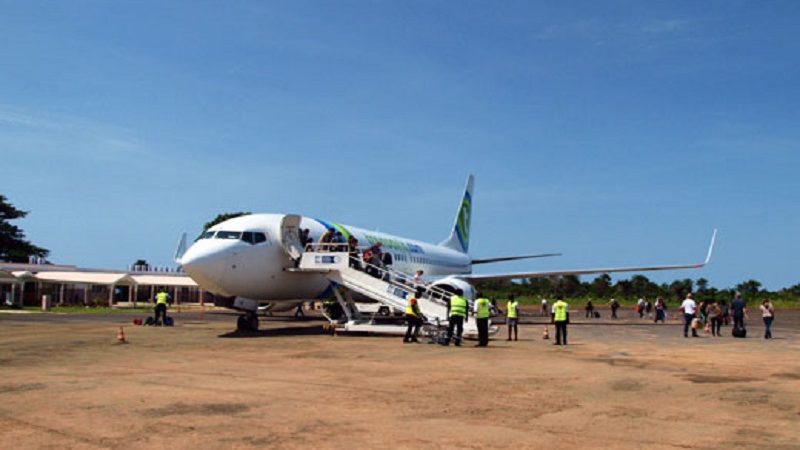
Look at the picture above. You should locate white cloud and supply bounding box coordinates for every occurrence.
[0,104,147,159]
[640,19,691,35]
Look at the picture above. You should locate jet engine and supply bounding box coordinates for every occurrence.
[428,276,476,301]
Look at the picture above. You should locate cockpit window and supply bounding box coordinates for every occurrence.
[215,231,242,240]
[241,231,268,245]
[201,231,215,239]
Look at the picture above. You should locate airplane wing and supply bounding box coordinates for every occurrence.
[459,229,717,282]
[471,253,561,265]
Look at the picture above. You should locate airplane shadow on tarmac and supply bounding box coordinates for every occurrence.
[218,325,324,338]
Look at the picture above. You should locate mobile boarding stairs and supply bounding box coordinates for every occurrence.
[291,244,494,339]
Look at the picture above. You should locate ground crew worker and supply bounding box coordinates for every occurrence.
[474,292,491,347]
[322,299,338,320]
[444,289,468,346]
[552,297,569,345]
[154,288,170,326]
[506,294,519,341]
[404,289,424,343]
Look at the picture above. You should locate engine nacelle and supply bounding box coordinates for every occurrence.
[429,276,476,301]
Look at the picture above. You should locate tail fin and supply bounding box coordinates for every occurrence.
[440,175,474,254]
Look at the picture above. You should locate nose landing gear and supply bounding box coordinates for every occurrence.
[236,312,259,332]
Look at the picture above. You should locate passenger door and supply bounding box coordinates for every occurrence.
[280,214,304,261]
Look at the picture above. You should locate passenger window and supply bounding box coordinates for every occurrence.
[254,232,267,244]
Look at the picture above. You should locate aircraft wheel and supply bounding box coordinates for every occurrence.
[237,315,249,331]
[378,306,390,316]
[248,313,259,331]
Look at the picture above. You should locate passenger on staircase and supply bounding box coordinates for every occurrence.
[413,270,425,287]
[366,243,384,278]
[332,231,346,252]
[381,251,393,281]
[299,228,311,249]
[347,236,360,269]
[403,288,425,343]
[444,289,468,346]
[319,227,335,251]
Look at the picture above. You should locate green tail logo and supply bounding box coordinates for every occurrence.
[455,192,471,252]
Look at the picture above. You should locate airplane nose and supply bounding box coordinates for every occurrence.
[180,243,228,292]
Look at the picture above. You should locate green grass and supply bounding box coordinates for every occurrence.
[16,306,155,314]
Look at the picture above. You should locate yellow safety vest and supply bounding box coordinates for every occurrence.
[405,298,419,317]
[156,292,168,305]
[449,295,467,318]
[507,300,518,319]
[553,300,568,322]
[475,298,490,319]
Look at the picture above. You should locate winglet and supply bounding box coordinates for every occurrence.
[174,232,187,263]
[704,229,717,265]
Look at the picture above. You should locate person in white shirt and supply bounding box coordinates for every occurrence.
[680,293,698,338]
[412,270,424,286]
[541,298,548,316]
[760,299,775,339]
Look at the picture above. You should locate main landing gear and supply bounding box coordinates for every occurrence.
[237,312,259,332]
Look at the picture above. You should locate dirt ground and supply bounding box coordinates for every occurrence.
[1,306,799,449]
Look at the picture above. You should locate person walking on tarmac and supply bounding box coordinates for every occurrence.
[552,297,569,345]
[444,289,468,346]
[474,292,491,347]
[506,294,520,341]
[404,289,425,343]
[154,288,171,326]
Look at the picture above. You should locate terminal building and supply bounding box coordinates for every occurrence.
[0,261,210,308]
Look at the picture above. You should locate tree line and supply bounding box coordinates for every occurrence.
[475,274,800,305]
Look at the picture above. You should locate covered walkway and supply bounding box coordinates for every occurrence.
[0,264,204,308]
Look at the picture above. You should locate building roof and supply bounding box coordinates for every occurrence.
[0,263,197,287]
[33,271,135,285]
[0,269,17,282]
[130,274,198,287]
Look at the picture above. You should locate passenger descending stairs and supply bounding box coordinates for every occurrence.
[294,249,479,337]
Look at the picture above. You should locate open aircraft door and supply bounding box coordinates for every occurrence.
[280,214,304,261]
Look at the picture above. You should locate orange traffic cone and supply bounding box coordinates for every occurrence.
[117,326,127,344]
[542,326,550,340]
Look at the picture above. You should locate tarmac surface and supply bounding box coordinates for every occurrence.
[1,306,799,449]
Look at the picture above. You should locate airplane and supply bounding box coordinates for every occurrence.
[178,175,717,332]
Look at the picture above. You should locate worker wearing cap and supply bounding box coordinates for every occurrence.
[404,289,424,343]
[474,292,491,347]
[444,289,468,346]
[154,288,170,326]
[506,294,520,341]
[551,297,570,345]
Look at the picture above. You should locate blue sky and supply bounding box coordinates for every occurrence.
[1,1,798,289]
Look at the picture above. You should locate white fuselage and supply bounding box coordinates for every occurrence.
[180,214,471,301]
